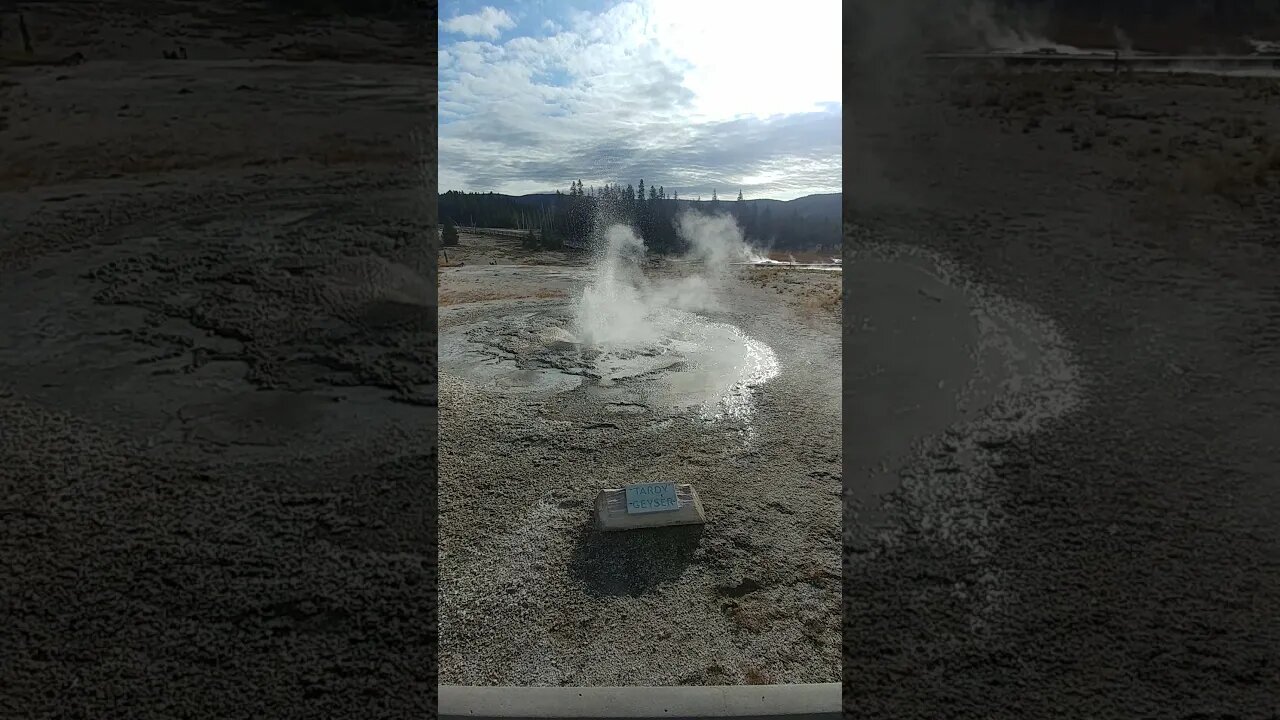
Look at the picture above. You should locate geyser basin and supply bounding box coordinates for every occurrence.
[439,304,780,420]
[438,216,841,686]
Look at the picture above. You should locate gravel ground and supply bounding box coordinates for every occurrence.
[437,246,841,686]
[0,8,437,717]
[847,67,1280,719]
[0,2,430,65]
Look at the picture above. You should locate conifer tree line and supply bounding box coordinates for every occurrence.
[439,180,837,254]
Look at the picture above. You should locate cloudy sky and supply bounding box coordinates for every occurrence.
[438,1,841,201]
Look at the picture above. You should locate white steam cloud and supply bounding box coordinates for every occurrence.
[1113,26,1134,55]
[961,0,1082,55]
[571,211,759,348]
[565,210,783,420]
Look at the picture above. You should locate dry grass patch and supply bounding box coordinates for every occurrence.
[303,134,406,167]
[0,132,404,191]
[747,267,841,319]
[1175,142,1280,203]
[438,288,567,306]
[801,564,841,586]
[723,600,777,634]
[801,284,841,316]
[1134,141,1280,231]
[0,147,246,191]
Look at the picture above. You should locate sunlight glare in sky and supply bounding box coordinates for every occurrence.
[643,0,842,120]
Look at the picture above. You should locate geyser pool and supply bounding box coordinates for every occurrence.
[440,216,782,419]
[441,307,778,419]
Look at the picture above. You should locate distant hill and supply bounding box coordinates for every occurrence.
[439,190,841,251]
[743,192,841,217]
[447,191,840,213]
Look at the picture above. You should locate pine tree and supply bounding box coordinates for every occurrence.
[442,218,459,247]
[737,189,744,201]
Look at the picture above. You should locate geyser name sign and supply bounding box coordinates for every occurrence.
[625,482,679,513]
[596,482,707,531]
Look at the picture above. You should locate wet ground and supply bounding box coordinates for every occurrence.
[0,190,435,453]
[0,20,436,717]
[1,177,438,720]
[437,250,841,686]
[442,304,779,418]
[847,66,1280,718]
[846,243,1082,530]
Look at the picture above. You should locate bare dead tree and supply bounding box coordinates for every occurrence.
[19,13,33,56]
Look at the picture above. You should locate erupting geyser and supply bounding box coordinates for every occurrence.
[440,212,781,420]
[571,225,657,348]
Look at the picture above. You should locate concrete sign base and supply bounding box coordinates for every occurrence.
[595,484,706,532]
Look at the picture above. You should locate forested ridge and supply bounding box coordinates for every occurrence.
[439,182,840,253]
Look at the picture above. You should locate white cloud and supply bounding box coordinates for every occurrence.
[440,6,516,40]
[438,1,842,199]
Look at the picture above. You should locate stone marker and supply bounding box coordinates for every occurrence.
[595,482,706,532]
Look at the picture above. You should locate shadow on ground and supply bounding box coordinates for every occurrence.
[567,520,704,597]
